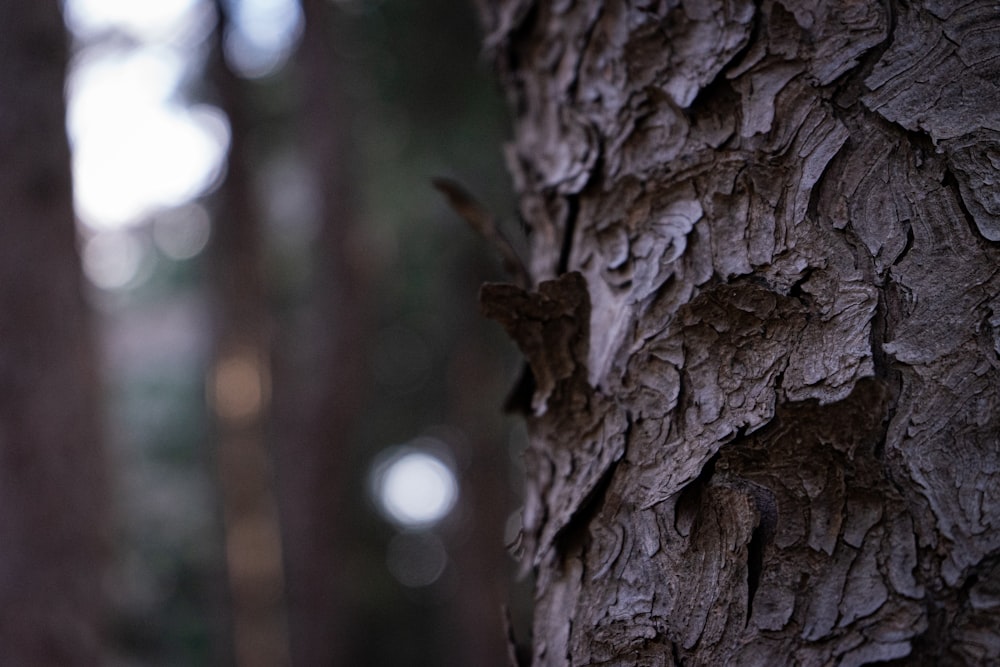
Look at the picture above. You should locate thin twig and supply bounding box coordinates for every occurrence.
[433,177,530,287]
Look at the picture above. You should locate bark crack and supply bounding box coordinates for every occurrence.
[941,167,987,244]
[557,193,580,274]
[890,223,914,267]
[745,521,765,626]
[686,1,759,117]
[552,448,621,558]
[671,638,684,666]
[826,1,895,105]
[805,130,850,225]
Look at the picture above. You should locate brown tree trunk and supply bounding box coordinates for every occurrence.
[482,1,1000,664]
[272,1,370,663]
[443,257,520,667]
[0,1,108,662]
[207,3,291,663]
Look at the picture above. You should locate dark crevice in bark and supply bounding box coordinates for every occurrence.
[899,125,937,168]
[719,448,777,627]
[674,452,719,537]
[897,594,948,667]
[557,194,580,275]
[938,29,962,52]
[504,607,532,667]
[504,363,536,414]
[497,3,540,118]
[869,275,903,452]
[686,73,737,122]
[773,365,787,396]
[673,356,688,419]
[869,282,891,379]
[940,167,985,244]
[745,520,765,625]
[622,409,634,451]
[806,135,849,225]
[671,638,684,666]
[553,452,621,559]
[563,619,574,665]
[788,265,816,304]
[687,6,753,121]
[506,0,539,47]
[955,553,1000,614]
[717,421,752,449]
[831,220,872,282]
[733,1,764,71]
[958,568,980,602]
[700,0,763,100]
[727,271,781,296]
[828,1,895,109]
[869,282,904,462]
[891,223,915,267]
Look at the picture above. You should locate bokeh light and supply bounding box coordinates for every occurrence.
[371,443,458,529]
[67,47,229,230]
[63,0,203,42]
[152,203,212,260]
[209,349,269,426]
[222,0,303,78]
[385,531,448,588]
[82,228,149,290]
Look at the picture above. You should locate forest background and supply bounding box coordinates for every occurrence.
[9,0,525,665]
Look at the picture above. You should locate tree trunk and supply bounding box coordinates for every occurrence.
[273,1,370,664]
[481,1,1000,664]
[207,3,291,664]
[0,1,108,662]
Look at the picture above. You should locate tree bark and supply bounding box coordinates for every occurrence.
[0,1,108,662]
[482,1,1000,664]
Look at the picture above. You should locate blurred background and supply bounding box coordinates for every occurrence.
[18,0,529,664]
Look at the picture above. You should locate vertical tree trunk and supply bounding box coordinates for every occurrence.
[0,2,108,662]
[273,1,370,663]
[443,256,519,667]
[207,4,291,663]
[483,0,1000,664]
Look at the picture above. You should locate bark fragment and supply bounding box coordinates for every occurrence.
[482,273,628,569]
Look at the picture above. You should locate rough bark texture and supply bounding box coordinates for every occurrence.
[0,1,108,662]
[481,1,1000,664]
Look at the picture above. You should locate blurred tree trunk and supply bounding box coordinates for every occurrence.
[483,1,1000,664]
[443,255,519,667]
[272,1,370,664]
[0,1,108,663]
[207,3,291,664]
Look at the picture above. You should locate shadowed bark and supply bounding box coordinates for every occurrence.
[482,1,1000,664]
